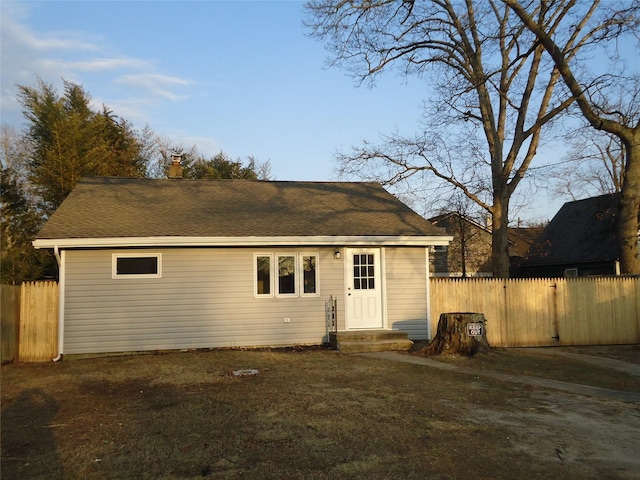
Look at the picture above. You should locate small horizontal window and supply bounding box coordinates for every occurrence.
[113,254,162,279]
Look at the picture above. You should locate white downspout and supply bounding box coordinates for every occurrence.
[52,246,65,362]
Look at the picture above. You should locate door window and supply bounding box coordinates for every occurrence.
[353,254,375,290]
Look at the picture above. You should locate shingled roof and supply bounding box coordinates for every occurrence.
[521,193,620,267]
[34,177,449,248]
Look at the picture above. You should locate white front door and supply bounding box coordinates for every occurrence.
[346,248,383,329]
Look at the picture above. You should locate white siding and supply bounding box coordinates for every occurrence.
[384,247,429,340]
[63,248,345,354]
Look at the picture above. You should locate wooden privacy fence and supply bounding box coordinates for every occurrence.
[1,282,58,363]
[430,277,640,347]
[2,278,638,362]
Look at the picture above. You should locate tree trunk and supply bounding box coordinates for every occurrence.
[421,313,490,357]
[618,138,640,274]
[491,195,511,278]
[502,0,640,275]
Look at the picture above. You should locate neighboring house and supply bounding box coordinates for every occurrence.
[428,213,493,277]
[428,212,540,277]
[516,193,624,277]
[33,177,451,356]
[508,226,545,276]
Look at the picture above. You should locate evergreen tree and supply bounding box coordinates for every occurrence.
[18,79,147,215]
[5,79,270,282]
[184,151,264,180]
[1,127,56,283]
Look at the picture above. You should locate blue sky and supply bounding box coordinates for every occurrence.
[1,0,578,222]
[1,1,427,181]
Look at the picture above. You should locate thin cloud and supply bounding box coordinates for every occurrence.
[0,4,194,127]
[67,57,153,72]
[117,74,193,101]
[179,135,223,157]
[1,3,101,52]
[98,97,160,125]
[10,24,101,52]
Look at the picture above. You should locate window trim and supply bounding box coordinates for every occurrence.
[254,252,320,298]
[112,253,162,279]
[275,253,298,298]
[254,253,274,298]
[299,252,320,297]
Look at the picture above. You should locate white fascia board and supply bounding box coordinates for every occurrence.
[33,235,453,249]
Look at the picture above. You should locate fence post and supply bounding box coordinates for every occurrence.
[1,285,21,364]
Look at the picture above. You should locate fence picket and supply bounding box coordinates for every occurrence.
[431,277,639,347]
[2,278,638,362]
[18,282,58,362]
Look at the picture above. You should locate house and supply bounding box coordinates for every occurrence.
[33,177,452,356]
[428,213,493,277]
[516,193,623,277]
[428,212,541,277]
[507,225,545,276]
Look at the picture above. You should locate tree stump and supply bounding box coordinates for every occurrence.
[421,312,490,356]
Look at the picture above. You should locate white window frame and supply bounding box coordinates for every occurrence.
[254,253,274,298]
[112,253,162,279]
[276,253,298,298]
[253,252,320,299]
[299,252,320,297]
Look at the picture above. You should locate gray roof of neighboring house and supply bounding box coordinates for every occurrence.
[521,193,620,266]
[35,177,448,242]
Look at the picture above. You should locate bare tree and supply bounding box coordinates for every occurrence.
[551,129,625,200]
[504,0,640,274]
[305,0,589,277]
[549,77,639,200]
[432,194,493,278]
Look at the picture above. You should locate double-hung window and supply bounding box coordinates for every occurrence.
[254,253,319,298]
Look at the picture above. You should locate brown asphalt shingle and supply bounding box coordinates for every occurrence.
[36,177,447,240]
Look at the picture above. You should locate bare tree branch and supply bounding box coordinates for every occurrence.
[503,0,640,273]
[306,0,589,276]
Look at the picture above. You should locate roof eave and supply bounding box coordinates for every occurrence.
[33,235,454,249]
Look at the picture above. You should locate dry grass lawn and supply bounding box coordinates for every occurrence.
[2,345,639,479]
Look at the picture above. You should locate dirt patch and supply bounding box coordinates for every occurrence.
[2,346,639,479]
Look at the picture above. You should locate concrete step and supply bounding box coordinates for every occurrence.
[329,330,413,353]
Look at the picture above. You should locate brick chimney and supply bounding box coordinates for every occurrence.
[168,153,183,179]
